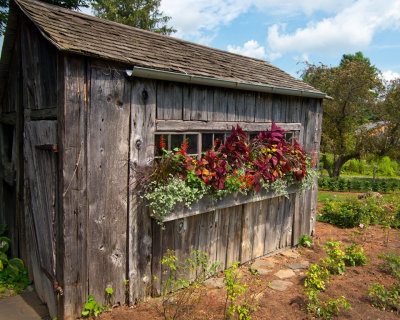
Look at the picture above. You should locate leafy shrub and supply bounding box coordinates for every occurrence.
[344,244,367,266]
[317,196,397,228]
[298,234,313,248]
[0,224,31,295]
[321,241,346,275]
[378,252,400,279]
[318,176,400,193]
[368,282,400,311]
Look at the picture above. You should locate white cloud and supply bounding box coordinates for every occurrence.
[267,0,400,57]
[160,0,354,41]
[227,40,266,59]
[381,70,400,82]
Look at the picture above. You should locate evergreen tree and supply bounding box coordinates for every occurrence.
[91,0,176,35]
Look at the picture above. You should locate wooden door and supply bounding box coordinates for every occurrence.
[24,120,58,316]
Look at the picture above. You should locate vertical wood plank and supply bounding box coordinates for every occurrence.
[240,202,254,263]
[226,205,242,266]
[156,81,183,120]
[255,93,272,123]
[61,56,88,319]
[216,208,229,270]
[235,92,246,122]
[87,67,130,305]
[243,92,255,122]
[151,221,162,296]
[251,201,265,259]
[190,86,213,121]
[129,79,156,302]
[213,88,234,121]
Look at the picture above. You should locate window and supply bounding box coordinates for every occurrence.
[155,130,298,157]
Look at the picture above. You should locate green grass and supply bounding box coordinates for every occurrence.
[317,192,358,203]
[317,191,394,203]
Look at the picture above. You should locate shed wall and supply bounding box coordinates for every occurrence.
[1,47,322,320]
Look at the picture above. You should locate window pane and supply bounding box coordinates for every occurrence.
[249,133,258,140]
[202,133,213,152]
[186,134,198,154]
[285,132,293,142]
[171,134,184,150]
[214,133,225,148]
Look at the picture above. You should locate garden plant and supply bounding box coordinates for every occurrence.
[135,122,317,225]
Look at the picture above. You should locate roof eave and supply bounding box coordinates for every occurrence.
[127,66,329,99]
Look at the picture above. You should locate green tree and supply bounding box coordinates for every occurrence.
[91,0,176,35]
[369,79,400,160]
[0,0,89,36]
[340,51,372,66]
[302,54,383,178]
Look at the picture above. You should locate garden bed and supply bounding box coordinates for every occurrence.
[96,212,400,319]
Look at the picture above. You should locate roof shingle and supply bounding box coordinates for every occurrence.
[10,0,325,96]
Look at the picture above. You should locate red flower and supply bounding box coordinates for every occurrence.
[160,136,166,149]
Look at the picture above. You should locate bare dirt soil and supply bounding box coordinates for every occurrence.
[98,216,400,319]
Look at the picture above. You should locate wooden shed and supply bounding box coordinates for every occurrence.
[0,0,327,318]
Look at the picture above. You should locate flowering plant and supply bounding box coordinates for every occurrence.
[138,122,317,225]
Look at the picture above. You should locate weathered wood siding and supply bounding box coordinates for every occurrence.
[156,83,304,123]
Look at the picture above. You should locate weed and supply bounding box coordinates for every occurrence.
[223,262,262,320]
[344,244,367,267]
[378,252,400,279]
[81,288,114,318]
[298,234,313,248]
[320,241,346,275]
[368,282,400,311]
[153,250,220,320]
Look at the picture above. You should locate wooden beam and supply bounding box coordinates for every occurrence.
[0,113,17,125]
[24,108,57,121]
[156,120,302,132]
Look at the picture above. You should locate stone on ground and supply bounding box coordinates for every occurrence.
[251,260,274,275]
[204,277,225,289]
[280,249,300,259]
[274,269,296,279]
[269,280,293,291]
[286,263,308,270]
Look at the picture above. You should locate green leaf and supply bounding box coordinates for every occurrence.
[106,287,114,295]
[84,301,96,310]
[8,258,24,271]
[81,310,89,317]
[0,237,10,253]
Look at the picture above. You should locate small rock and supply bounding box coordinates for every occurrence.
[204,277,225,289]
[270,280,293,291]
[286,263,308,270]
[274,269,296,279]
[299,260,310,267]
[250,260,274,275]
[280,250,300,259]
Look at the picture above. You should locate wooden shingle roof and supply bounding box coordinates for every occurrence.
[5,0,326,97]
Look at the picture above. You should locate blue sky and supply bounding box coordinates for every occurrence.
[1,0,400,81]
